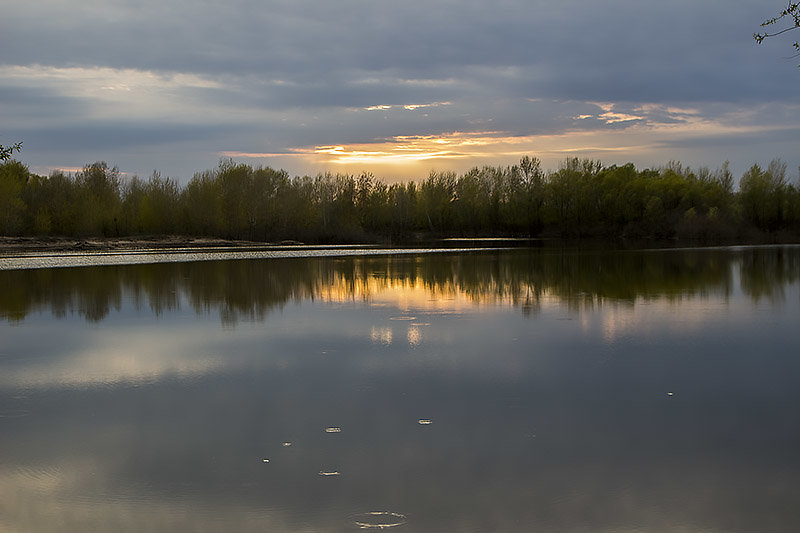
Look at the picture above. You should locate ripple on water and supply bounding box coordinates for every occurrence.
[0,410,31,418]
[352,511,407,529]
[14,465,63,493]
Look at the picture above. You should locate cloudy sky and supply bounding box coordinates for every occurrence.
[1,0,798,183]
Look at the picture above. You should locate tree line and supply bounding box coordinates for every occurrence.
[1,156,799,243]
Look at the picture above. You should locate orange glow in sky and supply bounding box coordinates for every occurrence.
[218,108,796,182]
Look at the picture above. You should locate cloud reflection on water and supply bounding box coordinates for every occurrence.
[2,246,800,532]
[1,247,797,393]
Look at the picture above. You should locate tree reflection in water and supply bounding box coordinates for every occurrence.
[1,246,797,325]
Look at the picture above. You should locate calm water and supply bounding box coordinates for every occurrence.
[1,246,799,532]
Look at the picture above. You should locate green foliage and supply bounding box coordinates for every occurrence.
[122,172,180,235]
[739,160,788,231]
[0,157,798,243]
[419,170,457,233]
[0,142,23,161]
[0,160,29,234]
[75,162,122,235]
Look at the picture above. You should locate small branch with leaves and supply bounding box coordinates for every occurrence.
[754,2,800,63]
[0,141,23,161]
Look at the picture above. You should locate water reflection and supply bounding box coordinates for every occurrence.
[2,246,799,533]
[2,246,797,325]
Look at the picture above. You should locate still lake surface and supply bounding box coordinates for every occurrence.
[1,245,799,532]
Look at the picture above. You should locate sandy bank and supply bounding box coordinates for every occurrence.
[0,236,294,254]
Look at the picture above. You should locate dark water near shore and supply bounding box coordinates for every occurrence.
[1,246,799,532]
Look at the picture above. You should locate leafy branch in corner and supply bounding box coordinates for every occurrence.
[755,2,800,64]
[0,141,23,161]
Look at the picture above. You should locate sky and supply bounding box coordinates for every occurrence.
[1,0,798,184]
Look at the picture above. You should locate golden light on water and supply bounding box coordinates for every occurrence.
[311,269,565,316]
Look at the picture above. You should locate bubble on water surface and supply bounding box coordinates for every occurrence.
[352,511,407,529]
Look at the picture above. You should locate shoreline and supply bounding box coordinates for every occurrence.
[1,234,798,256]
[0,236,295,254]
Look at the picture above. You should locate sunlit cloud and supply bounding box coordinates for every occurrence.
[576,102,645,124]
[310,141,466,164]
[211,98,800,181]
[362,101,452,111]
[263,103,799,175]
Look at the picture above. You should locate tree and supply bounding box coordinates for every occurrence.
[75,162,122,235]
[739,160,788,231]
[0,160,29,234]
[508,156,545,235]
[418,170,456,233]
[0,142,22,161]
[755,3,800,63]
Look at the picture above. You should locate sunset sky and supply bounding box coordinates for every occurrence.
[1,0,798,183]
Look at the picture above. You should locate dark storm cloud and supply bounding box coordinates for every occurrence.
[4,0,789,101]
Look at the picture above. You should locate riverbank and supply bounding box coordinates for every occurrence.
[0,236,282,254]
[1,233,798,256]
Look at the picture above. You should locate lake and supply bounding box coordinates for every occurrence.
[1,245,799,532]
